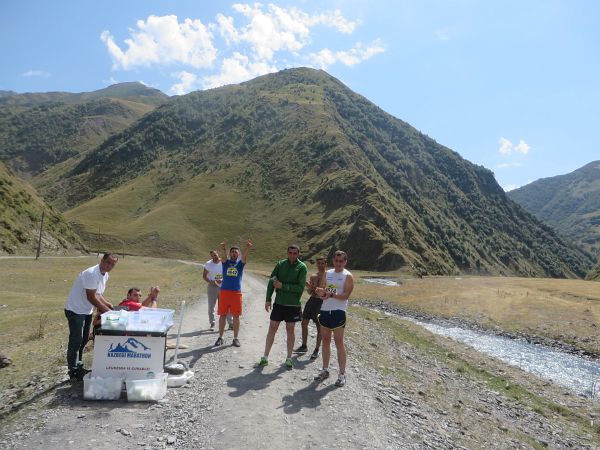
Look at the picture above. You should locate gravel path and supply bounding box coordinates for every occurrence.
[1,272,598,449]
[1,273,403,449]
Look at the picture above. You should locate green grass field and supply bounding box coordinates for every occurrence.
[65,169,293,262]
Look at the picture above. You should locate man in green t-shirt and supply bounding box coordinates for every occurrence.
[257,245,307,369]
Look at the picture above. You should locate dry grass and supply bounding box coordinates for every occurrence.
[0,256,203,396]
[354,275,600,353]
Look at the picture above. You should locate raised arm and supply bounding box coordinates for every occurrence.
[221,240,228,261]
[142,286,159,308]
[241,239,253,264]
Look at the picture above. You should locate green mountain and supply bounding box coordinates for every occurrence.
[0,83,167,177]
[0,82,166,107]
[586,259,600,281]
[48,68,590,276]
[508,161,600,255]
[0,161,84,255]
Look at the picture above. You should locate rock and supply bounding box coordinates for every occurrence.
[167,435,176,444]
[120,429,131,436]
[388,394,401,402]
[77,414,86,419]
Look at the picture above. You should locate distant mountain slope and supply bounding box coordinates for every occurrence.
[587,259,600,281]
[56,68,591,277]
[0,162,84,255]
[0,82,167,107]
[0,83,168,177]
[509,161,600,254]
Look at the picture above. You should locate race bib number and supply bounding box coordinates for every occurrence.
[227,267,238,277]
[326,284,338,296]
[214,274,223,282]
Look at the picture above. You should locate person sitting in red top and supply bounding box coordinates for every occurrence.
[118,286,160,311]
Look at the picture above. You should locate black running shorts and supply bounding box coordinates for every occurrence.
[318,309,346,330]
[302,296,323,323]
[270,302,302,323]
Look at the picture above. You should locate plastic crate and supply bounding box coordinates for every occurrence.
[100,310,129,331]
[126,372,168,401]
[83,373,123,400]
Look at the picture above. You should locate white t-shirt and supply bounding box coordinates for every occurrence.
[64,264,108,315]
[204,260,223,284]
[321,268,352,312]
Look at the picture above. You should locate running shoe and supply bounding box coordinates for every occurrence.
[214,336,224,346]
[232,338,241,347]
[285,357,293,370]
[228,324,234,330]
[335,374,346,387]
[210,322,215,330]
[294,345,308,354]
[313,368,330,381]
[257,356,268,367]
[309,351,319,360]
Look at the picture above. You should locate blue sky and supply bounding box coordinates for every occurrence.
[1,1,599,191]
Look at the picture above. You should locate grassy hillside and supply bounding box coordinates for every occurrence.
[0,83,167,178]
[509,160,600,254]
[54,68,591,276]
[0,162,84,255]
[586,258,600,281]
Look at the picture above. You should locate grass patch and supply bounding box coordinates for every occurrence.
[354,275,600,355]
[0,256,204,402]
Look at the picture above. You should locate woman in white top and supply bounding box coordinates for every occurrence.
[314,250,354,387]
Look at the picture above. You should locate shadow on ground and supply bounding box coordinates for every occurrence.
[279,381,337,414]
[226,366,287,397]
[175,344,228,368]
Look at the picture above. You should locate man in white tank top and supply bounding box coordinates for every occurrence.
[314,250,354,387]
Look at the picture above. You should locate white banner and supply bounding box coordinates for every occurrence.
[92,335,165,379]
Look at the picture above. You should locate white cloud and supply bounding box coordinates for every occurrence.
[435,28,451,41]
[170,71,200,95]
[225,4,357,61]
[498,137,531,155]
[101,15,217,70]
[102,5,381,91]
[503,183,520,192]
[202,53,277,90]
[102,76,119,85]
[22,69,50,78]
[514,139,530,154]
[496,162,522,169]
[308,40,385,69]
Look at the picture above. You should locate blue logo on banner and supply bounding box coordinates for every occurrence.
[107,338,152,359]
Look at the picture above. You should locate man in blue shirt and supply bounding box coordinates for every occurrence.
[215,239,252,347]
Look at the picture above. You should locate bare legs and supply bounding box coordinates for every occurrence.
[320,326,345,374]
[285,322,295,358]
[263,320,280,358]
[301,318,322,353]
[263,320,297,359]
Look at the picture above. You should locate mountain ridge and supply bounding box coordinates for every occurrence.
[48,68,591,276]
[509,160,600,255]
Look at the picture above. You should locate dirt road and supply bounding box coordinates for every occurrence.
[1,272,598,449]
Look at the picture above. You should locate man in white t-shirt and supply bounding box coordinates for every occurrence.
[64,253,118,380]
[203,250,232,330]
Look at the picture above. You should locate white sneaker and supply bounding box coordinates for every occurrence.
[335,374,346,387]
